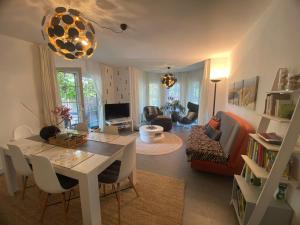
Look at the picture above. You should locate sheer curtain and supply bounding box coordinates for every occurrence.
[198,59,211,125]
[85,60,104,130]
[129,66,146,128]
[39,45,61,126]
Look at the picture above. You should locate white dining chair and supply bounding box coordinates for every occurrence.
[98,142,138,225]
[74,122,88,132]
[103,125,119,135]
[6,144,33,199]
[30,155,79,223]
[13,125,34,140]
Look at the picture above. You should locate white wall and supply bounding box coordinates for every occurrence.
[221,0,300,224]
[0,34,43,171]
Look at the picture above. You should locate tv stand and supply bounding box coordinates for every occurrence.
[105,117,133,132]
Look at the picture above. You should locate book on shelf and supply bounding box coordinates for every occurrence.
[257,132,282,145]
[236,186,246,220]
[264,93,290,116]
[246,137,291,180]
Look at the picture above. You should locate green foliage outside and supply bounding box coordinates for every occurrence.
[57,71,97,102]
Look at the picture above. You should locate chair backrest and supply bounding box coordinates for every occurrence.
[143,106,162,122]
[75,122,88,132]
[103,125,119,135]
[6,145,32,176]
[117,141,136,182]
[13,125,33,140]
[30,155,65,193]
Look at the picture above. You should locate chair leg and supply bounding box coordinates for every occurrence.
[112,184,121,225]
[61,192,68,224]
[128,176,139,197]
[40,193,49,222]
[66,191,72,213]
[22,175,28,200]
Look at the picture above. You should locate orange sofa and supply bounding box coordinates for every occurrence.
[186,111,254,176]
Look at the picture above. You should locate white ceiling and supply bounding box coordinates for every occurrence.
[0,0,271,72]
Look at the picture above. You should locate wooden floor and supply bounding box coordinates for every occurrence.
[136,125,238,225]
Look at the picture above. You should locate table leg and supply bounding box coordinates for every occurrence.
[79,173,101,225]
[128,142,137,185]
[0,149,18,196]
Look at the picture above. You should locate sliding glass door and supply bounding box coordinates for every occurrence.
[56,68,99,128]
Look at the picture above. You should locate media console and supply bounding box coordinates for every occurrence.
[105,117,133,132]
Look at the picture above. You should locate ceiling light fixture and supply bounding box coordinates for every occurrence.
[41,6,128,60]
[161,67,177,89]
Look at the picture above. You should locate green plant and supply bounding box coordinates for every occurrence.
[160,99,186,115]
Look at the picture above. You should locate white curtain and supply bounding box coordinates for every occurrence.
[39,45,61,126]
[85,60,104,130]
[198,59,211,125]
[129,66,145,128]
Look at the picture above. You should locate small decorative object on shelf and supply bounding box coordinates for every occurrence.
[277,68,289,90]
[257,132,282,145]
[274,183,288,201]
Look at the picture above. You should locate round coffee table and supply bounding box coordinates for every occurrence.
[139,125,164,143]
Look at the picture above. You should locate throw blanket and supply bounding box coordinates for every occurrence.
[186,125,228,164]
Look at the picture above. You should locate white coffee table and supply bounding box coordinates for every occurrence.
[139,125,164,143]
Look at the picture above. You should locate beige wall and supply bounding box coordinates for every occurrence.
[221,0,300,224]
[0,34,43,164]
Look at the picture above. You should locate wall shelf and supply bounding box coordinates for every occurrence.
[249,133,300,154]
[260,114,291,123]
[241,155,298,187]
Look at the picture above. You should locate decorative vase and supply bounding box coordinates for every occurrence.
[40,125,61,141]
[274,183,288,201]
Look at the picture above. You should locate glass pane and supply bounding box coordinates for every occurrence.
[56,71,80,126]
[166,83,180,100]
[82,77,99,128]
[149,83,160,106]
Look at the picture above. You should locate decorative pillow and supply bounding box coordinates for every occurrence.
[204,125,222,141]
[207,117,220,129]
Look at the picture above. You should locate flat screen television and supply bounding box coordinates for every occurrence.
[105,103,130,120]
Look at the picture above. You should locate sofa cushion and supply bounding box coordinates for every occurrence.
[216,111,241,157]
[204,125,222,141]
[186,126,227,164]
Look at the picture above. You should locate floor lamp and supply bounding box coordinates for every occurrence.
[210,79,221,116]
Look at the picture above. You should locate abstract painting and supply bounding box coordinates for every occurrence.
[234,80,244,106]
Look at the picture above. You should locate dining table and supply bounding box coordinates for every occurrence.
[0,131,137,225]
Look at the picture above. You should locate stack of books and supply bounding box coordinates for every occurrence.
[264,93,291,117]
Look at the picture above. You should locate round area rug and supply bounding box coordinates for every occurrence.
[134,132,183,155]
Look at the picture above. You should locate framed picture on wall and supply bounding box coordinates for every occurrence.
[234,80,244,105]
[241,76,259,110]
[228,83,235,104]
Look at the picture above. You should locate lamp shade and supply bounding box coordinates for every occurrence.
[41,7,97,60]
[210,57,230,80]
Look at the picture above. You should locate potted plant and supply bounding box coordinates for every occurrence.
[160,97,186,122]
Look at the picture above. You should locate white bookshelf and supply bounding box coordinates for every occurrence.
[231,71,300,225]
[259,114,291,123]
[241,155,298,188]
[249,133,300,153]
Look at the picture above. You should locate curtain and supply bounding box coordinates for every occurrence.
[39,45,61,126]
[129,66,145,128]
[198,59,211,125]
[86,60,104,130]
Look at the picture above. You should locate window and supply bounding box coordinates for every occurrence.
[149,82,161,106]
[165,82,180,101]
[188,82,200,104]
[57,70,81,126]
[56,69,99,128]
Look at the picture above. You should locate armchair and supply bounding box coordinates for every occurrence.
[176,102,199,125]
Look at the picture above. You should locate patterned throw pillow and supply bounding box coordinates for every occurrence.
[186,111,197,120]
[207,117,220,129]
[204,125,222,141]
